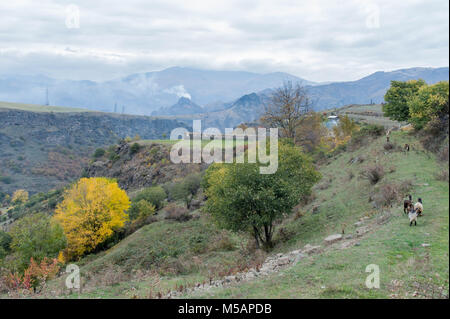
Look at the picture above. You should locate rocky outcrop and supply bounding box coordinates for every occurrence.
[84,142,208,191]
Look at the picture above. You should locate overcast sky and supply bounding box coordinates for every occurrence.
[0,0,448,82]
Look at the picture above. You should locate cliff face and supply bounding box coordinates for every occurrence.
[0,108,187,194]
[84,142,208,191]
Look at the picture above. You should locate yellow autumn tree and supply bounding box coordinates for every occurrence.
[12,189,29,205]
[53,177,130,260]
[332,115,359,148]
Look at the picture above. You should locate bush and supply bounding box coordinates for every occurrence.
[359,124,385,137]
[11,189,29,205]
[360,165,385,185]
[169,173,202,208]
[349,124,385,149]
[3,257,60,292]
[435,169,449,182]
[0,231,12,259]
[108,153,120,162]
[93,148,106,158]
[189,234,208,254]
[127,200,156,221]
[0,176,13,184]
[129,143,141,155]
[374,180,413,207]
[210,231,235,251]
[165,204,191,222]
[0,192,8,205]
[133,186,166,210]
[9,213,67,271]
[419,116,449,153]
[438,144,449,162]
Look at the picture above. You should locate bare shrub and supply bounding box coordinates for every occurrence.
[360,165,385,184]
[86,264,130,288]
[374,180,413,207]
[165,204,191,222]
[276,227,296,243]
[420,115,449,154]
[302,192,316,206]
[317,180,331,190]
[293,208,305,220]
[383,142,395,151]
[399,179,413,192]
[210,230,235,251]
[438,145,449,162]
[435,169,449,182]
[238,238,259,257]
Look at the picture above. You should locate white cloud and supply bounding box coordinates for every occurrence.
[0,0,448,82]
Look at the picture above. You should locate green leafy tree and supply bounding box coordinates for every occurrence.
[171,173,202,208]
[408,81,449,130]
[8,213,67,271]
[383,79,426,121]
[203,143,320,249]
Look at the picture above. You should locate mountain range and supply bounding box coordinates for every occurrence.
[0,66,448,127]
[308,66,449,109]
[0,67,311,115]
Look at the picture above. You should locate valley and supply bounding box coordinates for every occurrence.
[0,102,187,194]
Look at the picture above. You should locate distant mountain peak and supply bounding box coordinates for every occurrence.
[177,96,192,104]
[152,96,203,116]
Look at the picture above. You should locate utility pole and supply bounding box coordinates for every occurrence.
[45,87,49,106]
[114,102,117,113]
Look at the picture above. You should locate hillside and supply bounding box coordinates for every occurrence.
[32,130,448,299]
[84,141,208,192]
[0,102,187,194]
[187,132,449,298]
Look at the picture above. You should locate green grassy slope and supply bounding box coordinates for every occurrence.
[38,131,449,299]
[189,131,449,298]
[0,101,92,113]
[45,214,260,299]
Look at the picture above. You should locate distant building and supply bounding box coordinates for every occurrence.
[325,115,339,129]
